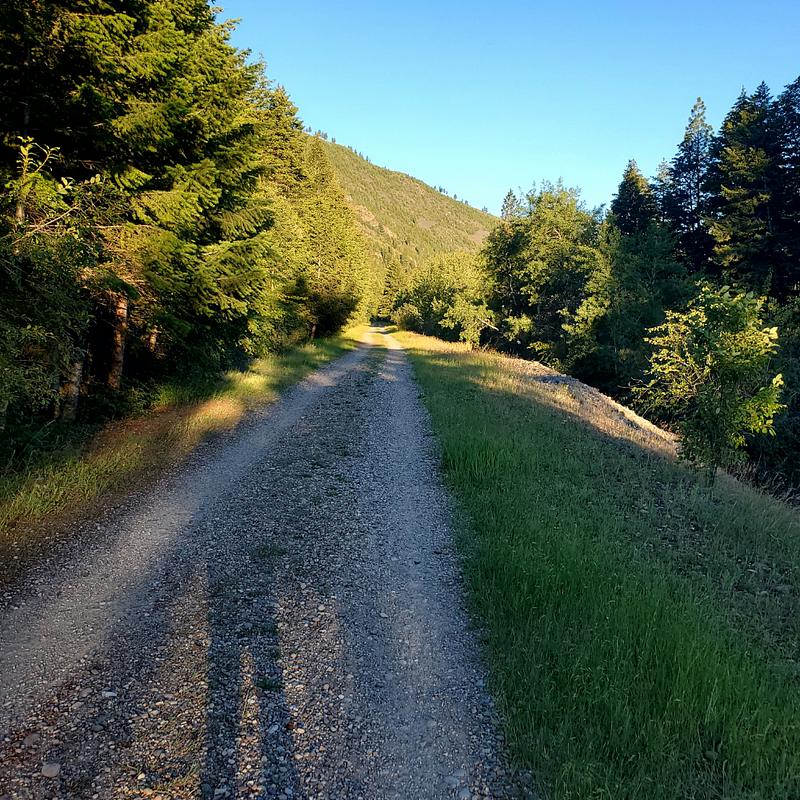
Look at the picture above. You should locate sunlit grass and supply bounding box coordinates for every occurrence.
[395,331,800,800]
[0,328,366,577]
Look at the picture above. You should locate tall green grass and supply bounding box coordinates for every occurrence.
[397,332,800,799]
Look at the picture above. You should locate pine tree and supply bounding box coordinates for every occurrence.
[500,189,519,221]
[260,84,308,195]
[705,83,780,294]
[665,99,715,273]
[610,160,659,235]
[773,77,800,299]
[295,137,367,336]
[1,0,282,389]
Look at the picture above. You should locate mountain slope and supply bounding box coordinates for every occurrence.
[320,140,499,312]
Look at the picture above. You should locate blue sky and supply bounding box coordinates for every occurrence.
[221,0,800,216]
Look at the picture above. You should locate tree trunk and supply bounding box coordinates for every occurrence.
[62,356,84,422]
[49,342,61,420]
[108,293,128,389]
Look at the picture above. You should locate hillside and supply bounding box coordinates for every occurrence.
[320,140,499,311]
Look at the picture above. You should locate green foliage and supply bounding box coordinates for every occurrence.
[639,283,784,481]
[481,180,603,362]
[470,78,800,489]
[0,140,103,421]
[0,1,376,449]
[705,84,780,295]
[294,137,368,334]
[391,251,492,344]
[660,98,715,273]
[565,213,688,393]
[609,160,659,235]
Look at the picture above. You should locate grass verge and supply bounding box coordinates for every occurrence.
[395,331,800,800]
[0,328,366,581]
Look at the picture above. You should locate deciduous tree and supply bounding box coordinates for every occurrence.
[639,283,784,483]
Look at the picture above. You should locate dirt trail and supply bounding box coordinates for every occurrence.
[0,330,510,800]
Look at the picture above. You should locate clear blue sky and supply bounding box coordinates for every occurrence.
[220,0,800,216]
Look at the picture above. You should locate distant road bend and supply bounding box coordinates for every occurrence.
[0,328,508,800]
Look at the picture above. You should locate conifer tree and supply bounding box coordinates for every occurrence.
[0,0,283,390]
[295,137,367,336]
[705,83,780,294]
[664,99,715,273]
[610,160,659,235]
[500,189,519,221]
[773,77,800,300]
[261,84,308,195]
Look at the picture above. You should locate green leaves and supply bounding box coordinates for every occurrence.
[391,251,492,344]
[481,180,602,361]
[639,282,785,482]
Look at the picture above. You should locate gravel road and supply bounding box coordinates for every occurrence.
[0,329,517,800]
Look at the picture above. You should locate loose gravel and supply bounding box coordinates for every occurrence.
[0,329,520,800]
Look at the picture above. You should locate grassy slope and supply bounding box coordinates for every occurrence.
[0,329,367,583]
[396,331,800,800]
[321,140,499,283]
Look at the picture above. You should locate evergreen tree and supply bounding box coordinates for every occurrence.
[664,99,715,273]
[0,0,297,404]
[260,84,308,195]
[295,137,367,336]
[500,189,519,221]
[705,83,780,295]
[610,160,659,235]
[773,77,800,299]
[652,159,672,222]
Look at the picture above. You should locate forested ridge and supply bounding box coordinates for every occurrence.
[320,140,497,317]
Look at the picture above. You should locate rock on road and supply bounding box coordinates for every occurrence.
[0,329,513,800]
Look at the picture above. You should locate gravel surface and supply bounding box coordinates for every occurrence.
[0,329,521,800]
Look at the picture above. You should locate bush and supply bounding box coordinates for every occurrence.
[638,283,784,483]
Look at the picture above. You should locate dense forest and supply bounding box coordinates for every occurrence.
[388,83,800,486]
[0,0,377,457]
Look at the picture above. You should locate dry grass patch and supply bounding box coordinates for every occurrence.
[0,329,366,583]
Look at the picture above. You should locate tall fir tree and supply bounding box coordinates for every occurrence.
[610,160,659,235]
[664,98,715,274]
[295,137,367,336]
[705,83,780,295]
[773,77,800,299]
[0,0,292,407]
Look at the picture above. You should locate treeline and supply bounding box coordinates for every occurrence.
[0,0,374,449]
[392,79,800,484]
